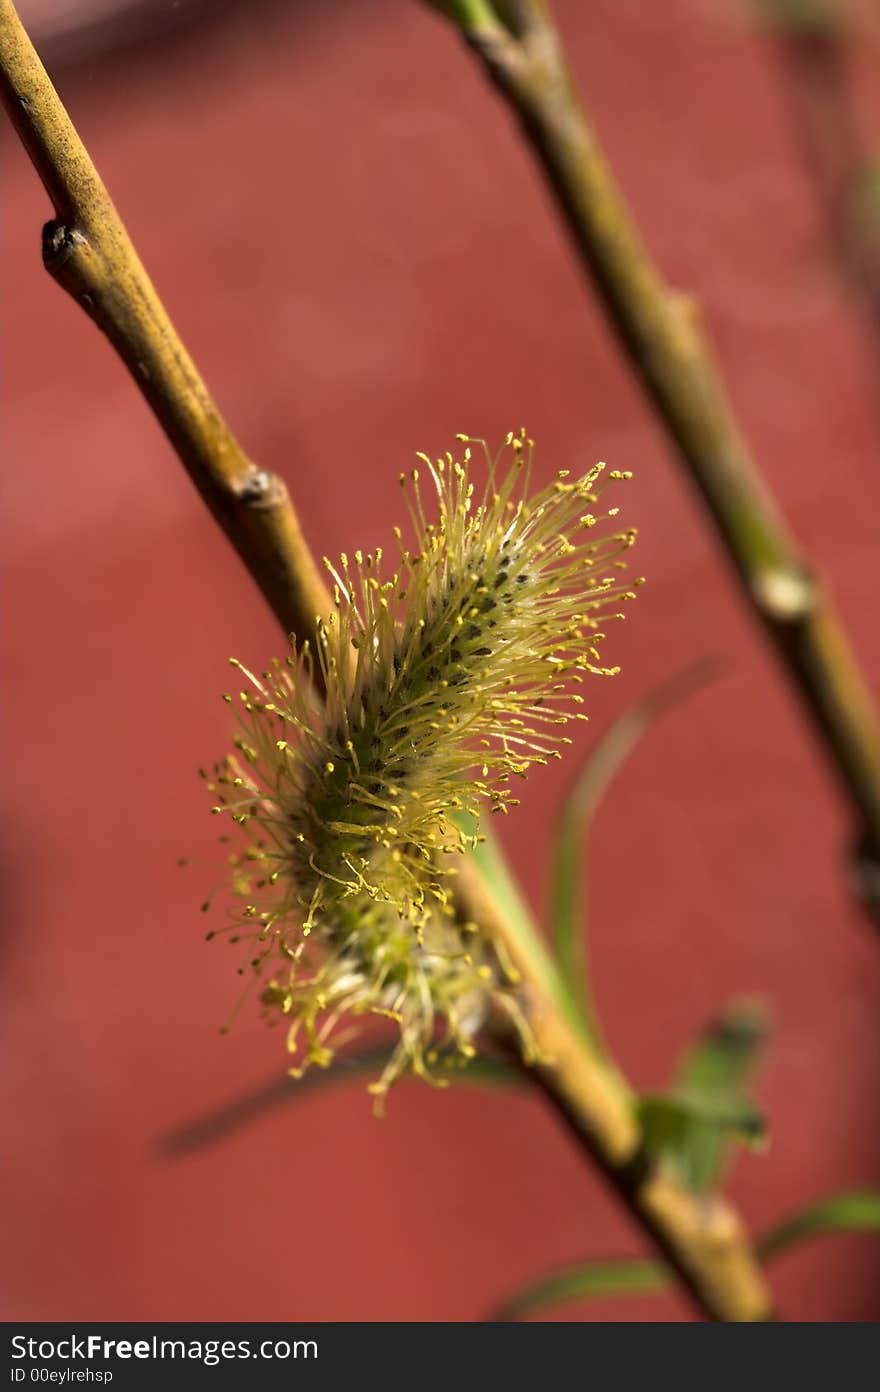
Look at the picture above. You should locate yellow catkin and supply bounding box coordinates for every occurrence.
[204,433,641,1104]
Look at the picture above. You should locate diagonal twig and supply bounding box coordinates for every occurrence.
[0,0,330,650]
[0,0,772,1321]
[424,0,880,922]
[750,0,880,353]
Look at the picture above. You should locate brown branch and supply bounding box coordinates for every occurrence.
[0,0,330,651]
[427,0,880,922]
[0,0,772,1322]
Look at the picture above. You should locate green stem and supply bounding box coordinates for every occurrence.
[424,0,880,924]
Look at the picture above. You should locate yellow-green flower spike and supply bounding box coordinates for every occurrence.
[204,432,641,1106]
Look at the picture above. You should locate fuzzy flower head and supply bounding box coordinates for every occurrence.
[204,432,640,1103]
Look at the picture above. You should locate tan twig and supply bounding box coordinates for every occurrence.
[0,0,772,1321]
[460,859,773,1321]
[0,0,330,651]
[426,0,880,920]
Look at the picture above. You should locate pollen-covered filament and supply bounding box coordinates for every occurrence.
[204,431,641,1104]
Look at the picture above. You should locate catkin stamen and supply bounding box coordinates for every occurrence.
[205,432,641,1104]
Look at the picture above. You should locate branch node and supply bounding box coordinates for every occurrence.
[850,833,880,928]
[702,1197,744,1252]
[752,565,816,623]
[464,23,525,84]
[666,289,705,358]
[41,217,86,272]
[237,466,289,511]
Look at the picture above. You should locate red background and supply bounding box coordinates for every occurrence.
[3,0,880,1320]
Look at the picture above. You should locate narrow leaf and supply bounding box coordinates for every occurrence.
[494,1257,669,1320]
[675,999,769,1097]
[159,1046,520,1159]
[549,660,720,1050]
[492,1191,880,1320]
[456,810,586,1037]
[750,0,841,38]
[667,998,770,1193]
[422,0,503,30]
[461,813,543,955]
[638,1092,764,1152]
[759,1190,880,1261]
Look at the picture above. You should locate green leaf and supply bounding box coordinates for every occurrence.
[440,1053,523,1088]
[549,660,720,1053]
[759,1190,880,1261]
[637,1000,769,1193]
[492,1190,880,1319]
[753,0,841,37]
[638,1090,764,1154]
[671,1000,769,1193]
[459,812,542,957]
[637,1087,765,1198]
[421,0,503,29]
[455,810,587,1038]
[494,1257,670,1320]
[675,999,768,1098]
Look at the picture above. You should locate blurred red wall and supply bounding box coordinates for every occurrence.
[2,0,879,1321]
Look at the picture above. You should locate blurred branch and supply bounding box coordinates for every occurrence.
[158,1046,521,1160]
[751,0,880,352]
[423,0,880,922]
[0,0,771,1322]
[0,0,330,653]
[493,1181,880,1318]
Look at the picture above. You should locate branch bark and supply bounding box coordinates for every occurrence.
[426,0,880,921]
[461,859,773,1321]
[0,0,772,1322]
[0,0,330,652]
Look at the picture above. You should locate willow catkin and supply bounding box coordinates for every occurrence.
[203,431,640,1104]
